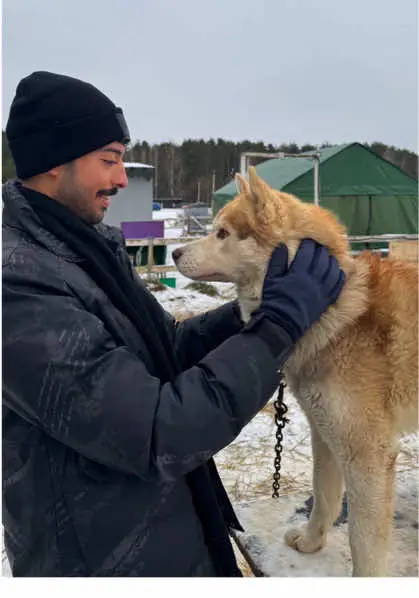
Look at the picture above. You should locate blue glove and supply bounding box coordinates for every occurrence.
[245,239,345,355]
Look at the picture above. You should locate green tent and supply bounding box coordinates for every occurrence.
[212,143,418,248]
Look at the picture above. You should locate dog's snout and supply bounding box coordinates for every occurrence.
[172,248,184,262]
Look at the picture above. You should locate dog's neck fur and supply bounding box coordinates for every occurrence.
[229,190,372,368]
[236,279,263,322]
[237,254,370,372]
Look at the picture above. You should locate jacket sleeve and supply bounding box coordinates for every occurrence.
[3,261,284,484]
[117,242,244,369]
[164,301,244,370]
[120,244,245,370]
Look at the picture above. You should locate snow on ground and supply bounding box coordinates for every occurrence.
[216,391,418,577]
[153,280,237,320]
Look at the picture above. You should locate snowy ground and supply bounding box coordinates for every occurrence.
[2,218,418,577]
[217,393,418,577]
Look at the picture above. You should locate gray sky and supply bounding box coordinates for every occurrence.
[2,0,418,151]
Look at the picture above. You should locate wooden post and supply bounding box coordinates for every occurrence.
[389,240,419,262]
[147,238,154,274]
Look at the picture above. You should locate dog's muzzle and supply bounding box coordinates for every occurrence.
[172,248,184,262]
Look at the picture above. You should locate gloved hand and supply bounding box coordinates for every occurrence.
[243,239,345,358]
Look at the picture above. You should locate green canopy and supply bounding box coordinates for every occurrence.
[212,143,418,242]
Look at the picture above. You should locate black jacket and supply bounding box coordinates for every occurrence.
[2,181,284,576]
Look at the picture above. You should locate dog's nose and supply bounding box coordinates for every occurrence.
[172,248,183,262]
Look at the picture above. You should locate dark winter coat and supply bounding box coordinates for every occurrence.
[2,181,283,576]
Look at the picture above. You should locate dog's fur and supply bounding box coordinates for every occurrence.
[174,167,418,576]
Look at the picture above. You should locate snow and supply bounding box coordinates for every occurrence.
[123,162,154,169]
[153,280,237,321]
[152,208,183,223]
[215,392,418,577]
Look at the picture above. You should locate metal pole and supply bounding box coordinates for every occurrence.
[240,154,248,175]
[313,156,320,205]
[154,147,158,200]
[239,151,321,205]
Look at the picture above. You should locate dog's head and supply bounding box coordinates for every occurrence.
[173,167,353,289]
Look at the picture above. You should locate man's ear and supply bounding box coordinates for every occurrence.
[46,165,64,179]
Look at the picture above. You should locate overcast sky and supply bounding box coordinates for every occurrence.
[2,0,418,151]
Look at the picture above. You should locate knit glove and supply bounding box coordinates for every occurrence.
[243,239,346,358]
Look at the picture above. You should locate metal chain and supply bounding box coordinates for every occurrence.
[272,372,288,498]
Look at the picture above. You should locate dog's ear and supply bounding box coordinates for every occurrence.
[246,166,287,241]
[235,173,250,195]
[247,166,279,213]
[248,167,273,203]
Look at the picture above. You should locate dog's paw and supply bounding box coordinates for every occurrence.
[284,527,325,553]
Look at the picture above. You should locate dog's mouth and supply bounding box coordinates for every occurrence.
[189,272,232,283]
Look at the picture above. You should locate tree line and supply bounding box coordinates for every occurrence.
[2,132,417,203]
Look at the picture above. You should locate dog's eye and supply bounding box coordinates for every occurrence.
[216,228,230,240]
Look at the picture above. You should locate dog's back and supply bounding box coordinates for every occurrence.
[356,251,418,434]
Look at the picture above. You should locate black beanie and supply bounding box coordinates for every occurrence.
[5,71,131,179]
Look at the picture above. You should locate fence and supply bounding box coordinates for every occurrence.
[126,237,196,274]
[128,234,419,275]
[184,214,212,234]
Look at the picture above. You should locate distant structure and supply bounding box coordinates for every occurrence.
[103,162,154,227]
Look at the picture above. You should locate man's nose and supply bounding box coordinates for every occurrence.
[172,248,184,262]
[114,164,128,189]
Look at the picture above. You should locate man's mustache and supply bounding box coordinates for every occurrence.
[98,187,118,197]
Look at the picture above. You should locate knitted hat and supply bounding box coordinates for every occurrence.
[6,71,131,179]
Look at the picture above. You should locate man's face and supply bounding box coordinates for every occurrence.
[55,142,128,225]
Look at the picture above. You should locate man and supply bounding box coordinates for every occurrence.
[2,71,345,577]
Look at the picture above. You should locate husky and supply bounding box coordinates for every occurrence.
[173,166,418,577]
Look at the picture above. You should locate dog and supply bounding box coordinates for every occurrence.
[172,166,418,577]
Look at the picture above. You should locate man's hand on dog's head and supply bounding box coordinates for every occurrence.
[245,238,346,352]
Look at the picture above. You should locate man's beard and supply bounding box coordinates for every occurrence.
[57,175,118,225]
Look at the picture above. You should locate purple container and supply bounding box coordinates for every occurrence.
[121,221,164,239]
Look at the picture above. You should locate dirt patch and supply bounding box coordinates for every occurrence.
[185,282,220,297]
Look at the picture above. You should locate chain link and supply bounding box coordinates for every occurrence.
[272,372,288,498]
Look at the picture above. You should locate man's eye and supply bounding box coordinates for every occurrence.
[216,228,230,240]
[102,160,117,166]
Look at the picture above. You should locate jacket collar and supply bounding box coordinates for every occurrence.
[2,180,124,261]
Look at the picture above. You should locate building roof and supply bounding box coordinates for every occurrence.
[123,162,154,169]
[213,143,417,202]
[254,144,349,190]
[212,142,418,237]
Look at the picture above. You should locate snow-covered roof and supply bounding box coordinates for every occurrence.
[123,162,154,169]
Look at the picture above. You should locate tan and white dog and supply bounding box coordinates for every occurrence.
[173,167,418,577]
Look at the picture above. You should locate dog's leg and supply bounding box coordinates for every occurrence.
[285,423,344,552]
[345,450,397,577]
